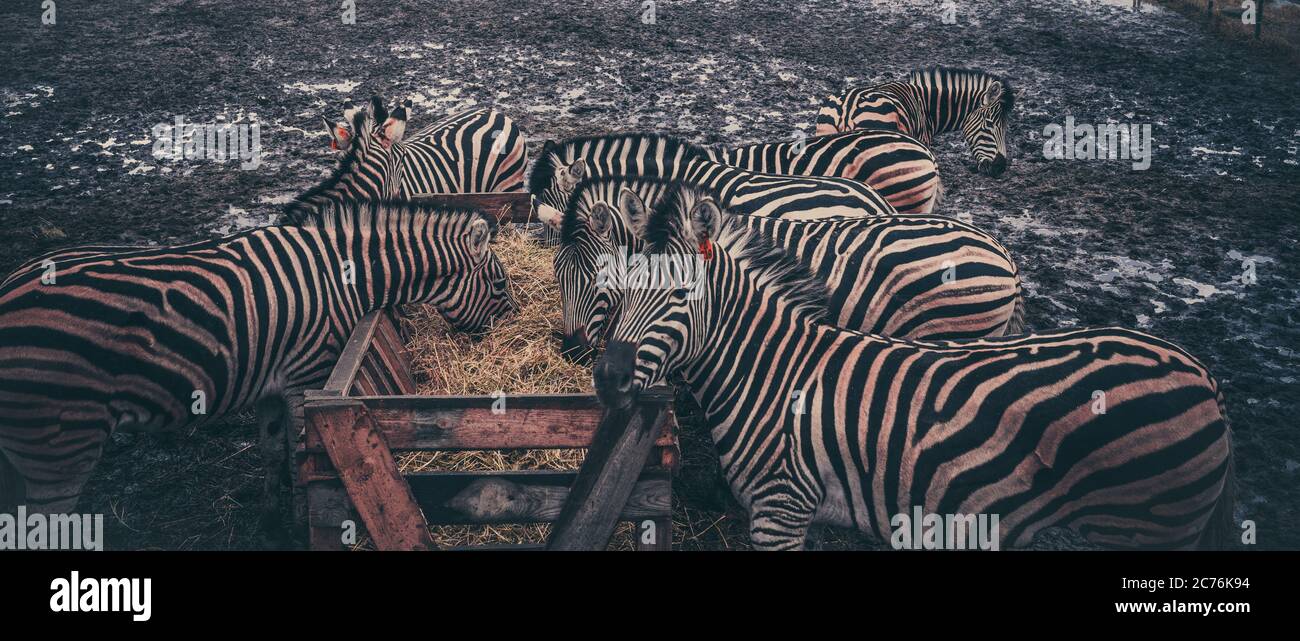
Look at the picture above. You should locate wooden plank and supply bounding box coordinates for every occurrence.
[320,390,678,451]
[373,311,419,394]
[308,401,435,551]
[322,311,384,395]
[408,192,535,225]
[546,402,670,551]
[412,469,670,525]
[306,481,350,551]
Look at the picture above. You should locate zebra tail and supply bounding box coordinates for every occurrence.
[0,449,24,514]
[1199,394,1236,550]
[1004,290,1027,335]
[928,176,945,214]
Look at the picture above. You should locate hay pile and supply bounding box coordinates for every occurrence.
[398,225,624,548]
[404,224,593,396]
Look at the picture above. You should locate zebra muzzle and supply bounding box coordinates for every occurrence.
[560,329,596,366]
[593,340,638,409]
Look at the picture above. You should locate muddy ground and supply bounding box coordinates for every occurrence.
[0,0,1296,550]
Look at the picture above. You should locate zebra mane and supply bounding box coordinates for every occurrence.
[299,198,497,237]
[527,132,710,197]
[560,174,683,246]
[644,185,829,322]
[908,67,1015,112]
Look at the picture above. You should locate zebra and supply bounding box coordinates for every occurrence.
[529,133,897,239]
[323,101,528,195]
[0,101,517,530]
[550,176,1024,362]
[815,67,1014,177]
[592,194,1235,550]
[712,129,943,214]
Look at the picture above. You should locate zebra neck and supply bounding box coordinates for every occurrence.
[314,223,411,314]
[680,279,831,446]
[682,157,746,191]
[910,79,981,139]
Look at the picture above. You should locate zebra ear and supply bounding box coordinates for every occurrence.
[688,198,722,244]
[380,103,409,149]
[558,158,586,190]
[468,217,491,258]
[322,116,350,150]
[368,96,388,124]
[983,81,1004,107]
[618,188,649,237]
[589,203,614,238]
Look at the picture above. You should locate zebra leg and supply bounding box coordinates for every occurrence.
[747,488,818,551]
[255,395,290,545]
[1,420,108,515]
[281,390,308,543]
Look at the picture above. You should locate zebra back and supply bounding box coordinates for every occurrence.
[397,107,529,194]
[530,133,897,229]
[720,129,943,214]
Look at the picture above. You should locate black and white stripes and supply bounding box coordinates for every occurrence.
[0,100,516,516]
[549,177,1024,362]
[594,197,1234,550]
[816,67,1014,177]
[716,129,943,214]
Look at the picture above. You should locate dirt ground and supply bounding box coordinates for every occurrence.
[1,0,1296,550]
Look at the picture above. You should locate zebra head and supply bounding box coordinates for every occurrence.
[961,79,1012,177]
[287,96,410,223]
[323,99,413,152]
[550,185,653,364]
[593,189,723,408]
[417,211,517,332]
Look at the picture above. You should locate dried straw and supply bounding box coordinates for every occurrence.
[396,225,635,548]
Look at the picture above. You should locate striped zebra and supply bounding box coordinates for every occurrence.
[0,102,516,524]
[550,177,1023,362]
[530,133,897,238]
[713,129,942,214]
[593,195,1234,550]
[323,101,528,195]
[815,68,1014,177]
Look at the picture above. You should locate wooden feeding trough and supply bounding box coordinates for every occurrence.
[294,192,680,551]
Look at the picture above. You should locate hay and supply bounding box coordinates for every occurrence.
[397,225,632,548]
[404,224,593,396]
